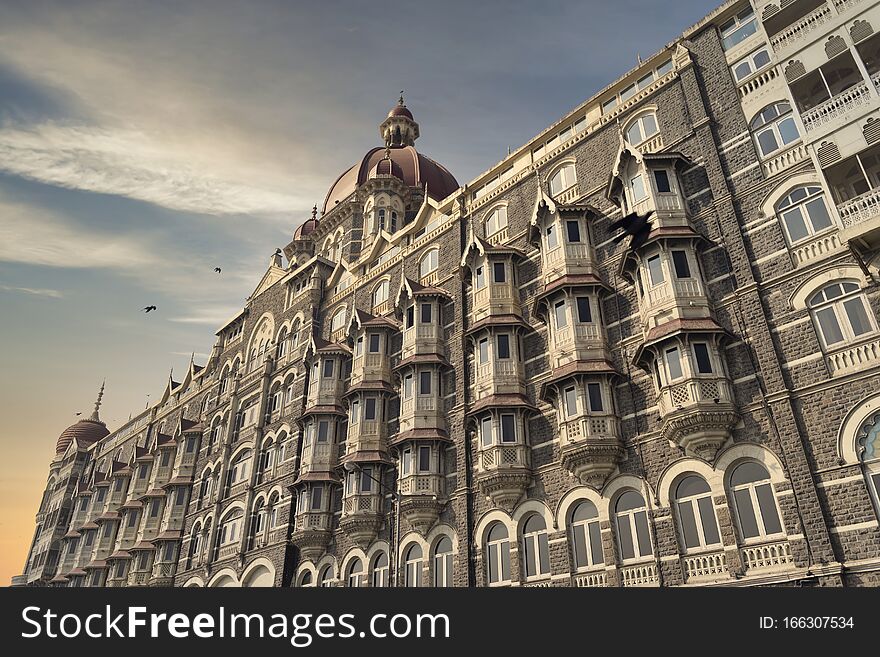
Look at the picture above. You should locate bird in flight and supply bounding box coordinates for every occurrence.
[143,305,157,313]
[608,210,654,251]
[75,412,82,416]
[214,267,221,273]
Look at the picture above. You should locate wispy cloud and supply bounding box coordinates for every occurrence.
[0,122,306,216]
[170,351,211,358]
[167,306,243,326]
[0,284,62,298]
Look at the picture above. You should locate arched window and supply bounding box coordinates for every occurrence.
[199,471,213,504]
[403,543,423,587]
[276,328,288,359]
[674,476,721,550]
[485,206,508,236]
[250,499,266,545]
[485,522,511,585]
[372,280,390,309]
[219,508,244,546]
[298,570,313,588]
[371,551,389,587]
[775,185,833,244]
[549,164,577,196]
[570,500,603,570]
[267,491,280,528]
[751,102,799,158]
[330,307,346,333]
[291,319,301,348]
[808,280,876,348]
[626,112,659,145]
[189,525,203,565]
[859,414,880,516]
[318,564,334,587]
[433,536,454,587]
[614,490,652,561]
[420,249,439,279]
[729,462,783,540]
[346,557,363,587]
[521,514,550,578]
[228,450,252,487]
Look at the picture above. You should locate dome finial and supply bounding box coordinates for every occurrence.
[399,90,405,106]
[90,380,105,421]
[311,204,318,222]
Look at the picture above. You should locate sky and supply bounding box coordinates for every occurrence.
[0,0,720,584]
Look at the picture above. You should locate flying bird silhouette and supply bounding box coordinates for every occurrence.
[608,210,654,251]
[214,267,222,273]
[75,412,82,416]
[143,305,157,313]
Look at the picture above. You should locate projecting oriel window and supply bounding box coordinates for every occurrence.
[576,296,592,323]
[693,343,713,374]
[671,250,691,279]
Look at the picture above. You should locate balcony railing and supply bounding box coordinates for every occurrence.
[620,561,659,587]
[769,3,833,54]
[294,512,331,532]
[836,186,880,230]
[372,299,392,316]
[826,336,880,376]
[151,561,176,580]
[479,444,529,471]
[800,81,872,134]
[561,415,620,442]
[342,493,381,516]
[487,226,509,245]
[543,243,593,270]
[657,376,734,417]
[682,549,728,582]
[572,569,607,587]
[217,543,238,561]
[741,539,793,572]
[398,473,443,496]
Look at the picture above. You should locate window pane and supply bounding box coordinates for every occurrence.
[587,382,603,412]
[805,197,831,231]
[479,339,489,363]
[627,123,642,144]
[369,334,380,353]
[631,174,647,201]
[697,496,720,545]
[403,376,412,399]
[497,334,511,359]
[678,501,700,548]
[538,534,550,574]
[778,117,799,146]
[654,169,671,193]
[501,541,511,581]
[555,301,568,329]
[420,303,432,324]
[782,207,809,242]
[564,387,578,417]
[573,526,588,568]
[617,515,635,560]
[755,483,783,535]
[419,446,431,471]
[419,371,432,394]
[589,522,604,565]
[634,511,652,557]
[576,297,592,322]
[481,418,492,446]
[488,547,499,583]
[844,298,872,336]
[566,220,581,243]
[816,307,845,345]
[693,343,713,374]
[493,262,506,283]
[754,49,770,68]
[642,113,658,137]
[500,415,516,442]
[671,250,691,278]
[733,61,752,81]
[647,255,664,286]
[365,398,377,420]
[323,359,334,378]
[406,306,414,328]
[757,128,779,156]
[666,347,683,380]
[546,225,558,249]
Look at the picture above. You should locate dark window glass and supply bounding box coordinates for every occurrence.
[500,414,516,442]
[493,262,506,283]
[420,303,432,324]
[497,334,511,359]
[576,296,592,322]
[566,220,581,243]
[365,398,377,420]
[654,169,671,193]
[693,343,713,374]
[671,250,691,278]
[368,334,380,353]
[587,383,604,412]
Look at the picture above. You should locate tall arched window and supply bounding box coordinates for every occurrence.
[433,536,454,587]
[372,280,390,310]
[626,112,659,145]
[403,543,423,587]
[751,102,799,158]
[276,328,288,359]
[485,206,508,236]
[614,490,652,561]
[570,500,603,570]
[776,186,833,244]
[674,476,721,551]
[729,462,783,540]
[346,558,363,587]
[371,551,389,587]
[521,514,550,578]
[859,414,880,517]
[420,249,439,279]
[549,164,577,196]
[485,522,511,585]
[219,508,244,546]
[319,564,334,587]
[808,280,876,349]
[330,307,346,333]
[189,524,203,566]
[298,570,314,587]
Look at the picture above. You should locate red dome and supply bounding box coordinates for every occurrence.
[56,418,109,454]
[293,218,319,240]
[322,145,458,214]
[388,104,414,119]
[369,156,404,180]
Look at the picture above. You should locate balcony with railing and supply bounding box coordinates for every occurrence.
[290,508,334,560]
[350,352,392,387]
[472,282,521,322]
[767,1,833,57]
[656,375,738,460]
[401,322,445,360]
[559,413,624,487]
[620,560,660,587]
[474,359,524,400]
[640,277,709,331]
[682,549,729,584]
[572,568,608,588]
[399,394,445,433]
[825,144,880,248]
[550,322,607,370]
[740,539,794,574]
[541,242,596,284]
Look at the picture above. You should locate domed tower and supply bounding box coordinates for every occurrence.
[379,93,420,147]
[20,383,109,586]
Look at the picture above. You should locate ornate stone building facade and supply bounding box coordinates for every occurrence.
[14,0,880,588]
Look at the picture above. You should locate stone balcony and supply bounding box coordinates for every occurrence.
[300,441,337,475]
[769,2,834,59]
[800,80,874,139]
[620,560,660,587]
[339,492,383,548]
[657,375,738,460]
[401,324,444,360]
[399,395,445,433]
[550,323,608,369]
[740,539,794,574]
[540,243,596,285]
[559,414,624,487]
[350,352,391,387]
[475,443,531,511]
[398,473,444,533]
[291,511,333,559]
[306,378,346,408]
[837,186,880,251]
[681,549,729,584]
[472,283,521,322]
[474,360,524,399]
[641,278,710,331]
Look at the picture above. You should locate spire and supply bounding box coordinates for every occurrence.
[399,90,405,106]
[89,381,105,421]
[312,204,319,223]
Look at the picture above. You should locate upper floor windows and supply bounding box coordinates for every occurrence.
[330,307,347,334]
[479,413,519,447]
[372,551,389,588]
[674,476,721,551]
[521,514,550,579]
[731,46,771,83]
[625,112,659,146]
[433,536,454,587]
[403,543,423,587]
[549,163,577,196]
[776,185,833,244]
[570,500,603,570]
[729,462,783,540]
[751,102,799,158]
[485,206,509,237]
[346,557,363,587]
[808,280,876,349]
[614,490,652,561]
[719,7,756,51]
[219,508,244,546]
[485,522,511,585]
[420,248,439,279]
[228,449,252,486]
[599,59,673,115]
[372,280,390,310]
